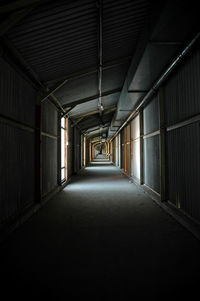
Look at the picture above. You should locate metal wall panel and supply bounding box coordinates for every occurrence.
[0,124,35,224]
[167,123,200,220]
[42,136,57,196]
[131,139,140,180]
[164,49,200,126]
[144,135,160,193]
[143,95,159,135]
[112,138,116,164]
[130,115,140,180]
[0,57,36,225]
[0,57,35,127]
[131,114,140,140]
[126,124,131,176]
[73,127,81,173]
[121,129,124,169]
[41,100,58,135]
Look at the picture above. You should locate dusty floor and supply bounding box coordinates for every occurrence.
[1,162,200,298]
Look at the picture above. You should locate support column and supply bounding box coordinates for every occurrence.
[159,87,167,201]
[35,93,42,202]
[57,112,61,185]
[139,109,144,185]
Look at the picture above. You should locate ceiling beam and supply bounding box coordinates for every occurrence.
[63,88,121,109]
[71,116,85,127]
[71,105,116,120]
[45,56,131,86]
[85,123,110,134]
[97,0,103,115]
[40,79,68,103]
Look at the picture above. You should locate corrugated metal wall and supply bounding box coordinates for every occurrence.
[143,95,160,193]
[73,127,81,173]
[164,48,200,220]
[112,46,200,223]
[41,100,58,196]
[0,57,36,224]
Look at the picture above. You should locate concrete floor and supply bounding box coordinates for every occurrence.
[1,162,200,298]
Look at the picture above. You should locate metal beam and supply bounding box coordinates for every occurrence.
[63,88,121,109]
[71,105,116,120]
[85,123,110,134]
[40,79,68,103]
[97,0,103,115]
[128,90,148,93]
[159,87,166,202]
[35,93,42,202]
[71,116,85,127]
[45,56,131,86]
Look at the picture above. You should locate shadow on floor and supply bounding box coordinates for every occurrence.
[0,164,200,298]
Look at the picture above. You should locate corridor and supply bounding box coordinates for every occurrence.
[1,162,200,298]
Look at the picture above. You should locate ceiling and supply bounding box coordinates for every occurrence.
[1,0,199,141]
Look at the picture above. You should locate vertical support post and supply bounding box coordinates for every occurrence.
[35,93,42,202]
[159,87,167,201]
[139,109,144,185]
[65,117,68,180]
[119,132,121,168]
[57,112,61,186]
[73,127,77,174]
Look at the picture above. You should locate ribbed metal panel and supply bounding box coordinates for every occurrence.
[103,0,149,63]
[0,57,35,126]
[42,136,57,196]
[0,124,35,224]
[8,0,98,81]
[164,48,200,126]
[41,100,58,135]
[144,135,160,193]
[143,95,159,135]
[167,122,200,221]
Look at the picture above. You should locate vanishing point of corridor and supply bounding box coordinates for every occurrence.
[1,159,200,298]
